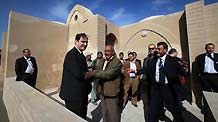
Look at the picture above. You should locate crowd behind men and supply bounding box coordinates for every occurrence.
[15,32,218,122]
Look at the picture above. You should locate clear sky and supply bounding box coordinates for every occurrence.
[0,0,217,47]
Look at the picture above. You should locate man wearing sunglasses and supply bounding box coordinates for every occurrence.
[134,44,157,121]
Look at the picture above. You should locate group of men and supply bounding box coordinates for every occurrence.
[15,32,218,122]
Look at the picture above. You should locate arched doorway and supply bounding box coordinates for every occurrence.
[105,33,118,47]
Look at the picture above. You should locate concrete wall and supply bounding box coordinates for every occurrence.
[204,3,218,48]
[0,32,8,88]
[119,12,184,60]
[0,32,9,122]
[96,15,106,52]
[3,77,86,122]
[186,1,218,105]
[6,11,68,90]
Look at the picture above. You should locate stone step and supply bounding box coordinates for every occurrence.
[51,93,204,122]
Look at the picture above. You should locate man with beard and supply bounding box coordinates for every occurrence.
[147,42,186,122]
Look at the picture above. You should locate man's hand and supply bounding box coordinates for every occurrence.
[127,69,135,73]
[85,71,95,80]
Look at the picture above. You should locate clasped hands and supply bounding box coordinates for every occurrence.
[84,71,95,80]
[126,69,136,73]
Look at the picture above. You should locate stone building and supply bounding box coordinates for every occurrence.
[1,0,218,105]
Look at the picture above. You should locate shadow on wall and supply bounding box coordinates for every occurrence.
[179,12,192,103]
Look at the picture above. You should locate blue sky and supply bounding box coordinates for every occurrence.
[0,0,217,47]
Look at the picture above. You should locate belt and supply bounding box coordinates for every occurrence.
[202,73,218,75]
[24,73,33,75]
[130,77,136,78]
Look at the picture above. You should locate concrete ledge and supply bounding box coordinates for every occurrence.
[203,91,218,122]
[3,77,86,122]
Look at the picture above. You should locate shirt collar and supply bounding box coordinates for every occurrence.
[105,56,114,62]
[160,54,167,61]
[206,53,214,57]
[75,46,82,54]
[24,56,31,60]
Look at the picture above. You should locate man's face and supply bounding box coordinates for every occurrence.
[119,54,124,59]
[86,55,91,61]
[128,54,134,61]
[23,49,31,58]
[148,44,156,54]
[97,53,103,59]
[104,45,114,60]
[75,37,88,51]
[206,44,215,54]
[157,45,167,57]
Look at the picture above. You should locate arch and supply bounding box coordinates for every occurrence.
[66,4,93,25]
[105,33,118,46]
[123,28,172,52]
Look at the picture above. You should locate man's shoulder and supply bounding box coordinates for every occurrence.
[16,57,24,62]
[113,56,121,62]
[31,56,36,60]
[66,47,78,57]
[196,53,206,60]
[110,56,122,66]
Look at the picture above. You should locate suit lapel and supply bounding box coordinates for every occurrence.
[213,53,218,72]
[22,57,28,69]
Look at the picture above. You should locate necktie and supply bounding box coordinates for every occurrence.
[207,53,214,61]
[159,59,165,84]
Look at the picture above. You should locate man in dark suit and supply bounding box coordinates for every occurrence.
[195,43,218,92]
[15,48,38,88]
[59,33,92,119]
[147,42,186,122]
[136,43,156,120]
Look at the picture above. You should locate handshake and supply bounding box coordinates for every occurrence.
[84,71,95,80]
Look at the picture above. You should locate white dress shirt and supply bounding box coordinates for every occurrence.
[103,56,114,70]
[204,53,217,73]
[24,56,34,74]
[129,61,137,78]
[155,54,168,84]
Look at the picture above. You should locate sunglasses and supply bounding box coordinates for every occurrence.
[148,48,155,50]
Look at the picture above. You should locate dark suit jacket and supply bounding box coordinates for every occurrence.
[59,47,92,101]
[15,56,38,82]
[195,53,218,75]
[147,55,186,86]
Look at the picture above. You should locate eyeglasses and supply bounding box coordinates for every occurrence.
[148,48,155,50]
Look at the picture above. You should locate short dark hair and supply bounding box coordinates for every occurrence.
[23,48,30,53]
[97,51,103,55]
[128,52,134,56]
[75,33,88,41]
[119,52,124,55]
[157,42,168,50]
[205,43,215,49]
[168,48,177,55]
[133,51,137,56]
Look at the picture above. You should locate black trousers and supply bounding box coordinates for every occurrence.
[200,73,218,92]
[65,97,88,120]
[148,83,184,122]
[23,73,36,88]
